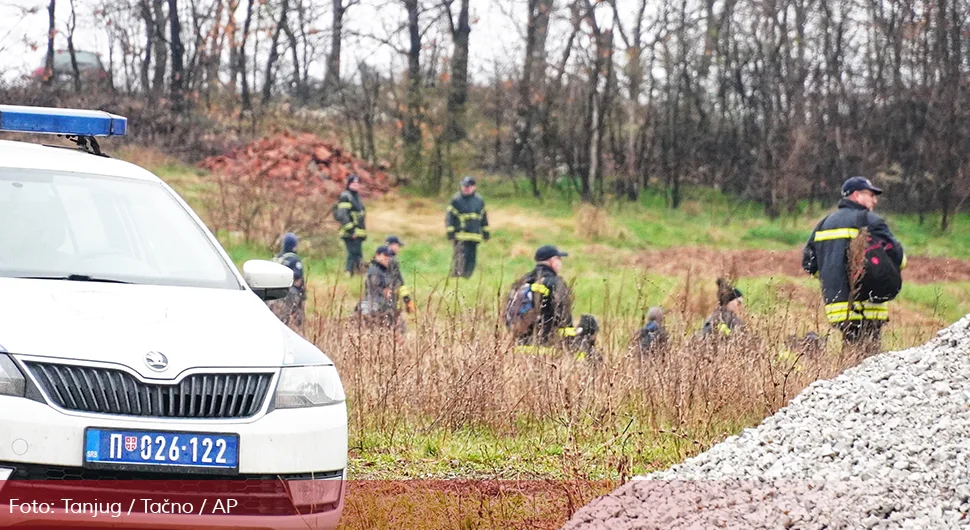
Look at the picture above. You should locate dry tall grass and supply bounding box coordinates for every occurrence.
[297,272,908,479]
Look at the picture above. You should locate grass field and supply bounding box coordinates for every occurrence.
[138,149,970,528]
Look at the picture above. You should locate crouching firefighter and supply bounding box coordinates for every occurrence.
[354,245,406,341]
[267,232,307,333]
[802,176,906,360]
[385,235,415,314]
[503,245,599,361]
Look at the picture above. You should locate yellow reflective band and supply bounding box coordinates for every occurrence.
[530,283,550,296]
[340,222,355,232]
[717,322,732,336]
[354,229,367,237]
[337,202,353,209]
[825,301,889,312]
[825,301,889,323]
[814,228,859,242]
[446,226,456,232]
[447,206,460,215]
[558,327,577,337]
[458,213,481,220]
[455,232,484,242]
[514,345,558,356]
[399,285,411,298]
[901,254,908,270]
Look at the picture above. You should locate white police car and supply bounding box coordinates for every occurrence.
[0,105,347,529]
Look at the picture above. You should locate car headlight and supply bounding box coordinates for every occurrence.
[274,365,345,409]
[0,354,25,397]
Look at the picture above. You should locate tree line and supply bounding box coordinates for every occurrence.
[28,0,970,228]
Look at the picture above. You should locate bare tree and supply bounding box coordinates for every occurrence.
[168,0,185,110]
[43,0,56,87]
[261,0,289,105]
[513,0,553,197]
[66,0,81,92]
[402,0,423,178]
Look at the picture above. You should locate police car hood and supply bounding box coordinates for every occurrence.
[0,277,329,379]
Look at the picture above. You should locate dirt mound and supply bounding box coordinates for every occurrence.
[198,130,395,199]
[631,247,970,284]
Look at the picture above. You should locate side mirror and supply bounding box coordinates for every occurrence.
[242,260,293,301]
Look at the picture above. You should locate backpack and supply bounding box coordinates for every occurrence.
[504,280,543,336]
[849,211,903,303]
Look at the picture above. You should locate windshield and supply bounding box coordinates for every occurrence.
[52,51,102,70]
[0,168,241,290]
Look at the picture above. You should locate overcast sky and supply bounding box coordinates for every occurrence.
[0,0,549,86]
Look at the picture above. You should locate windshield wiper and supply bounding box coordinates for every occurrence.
[14,274,132,284]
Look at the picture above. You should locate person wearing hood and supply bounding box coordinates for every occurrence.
[334,174,367,275]
[701,278,745,338]
[446,176,490,278]
[268,232,307,332]
[634,306,669,357]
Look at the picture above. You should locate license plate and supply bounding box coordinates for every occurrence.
[83,428,239,473]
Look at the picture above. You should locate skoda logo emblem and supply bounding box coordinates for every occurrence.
[145,351,169,372]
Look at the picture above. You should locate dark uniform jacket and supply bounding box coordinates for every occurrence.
[446,192,489,243]
[335,190,366,240]
[701,307,744,338]
[359,260,394,315]
[635,321,669,352]
[515,263,574,344]
[387,257,411,306]
[802,199,906,325]
[273,251,305,298]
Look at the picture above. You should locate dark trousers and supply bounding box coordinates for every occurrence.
[838,319,884,361]
[451,241,478,278]
[344,238,364,274]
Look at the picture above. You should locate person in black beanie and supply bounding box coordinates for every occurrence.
[701,278,745,338]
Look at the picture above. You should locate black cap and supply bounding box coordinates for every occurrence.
[385,235,404,246]
[376,245,394,256]
[842,176,882,197]
[347,174,361,186]
[461,176,476,187]
[535,245,568,262]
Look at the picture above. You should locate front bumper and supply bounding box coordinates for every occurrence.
[0,395,348,529]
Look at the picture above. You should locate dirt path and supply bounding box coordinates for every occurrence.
[629,247,970,284]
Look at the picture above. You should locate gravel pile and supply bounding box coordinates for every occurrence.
[565,316,970,529]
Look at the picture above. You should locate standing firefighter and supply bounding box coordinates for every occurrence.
[385,235,415,314]
[802,176,906,358]
[504,245,599,360]
[355,246,406,340]
[334,174,366,275]
[446,176,490,278]
[268,232,307,333]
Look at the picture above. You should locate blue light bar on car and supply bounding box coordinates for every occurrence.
[0,104,127,137]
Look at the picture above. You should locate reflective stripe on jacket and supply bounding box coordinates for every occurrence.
[335,190,366,239]
[802,199,905,324]
[446,192,489,242]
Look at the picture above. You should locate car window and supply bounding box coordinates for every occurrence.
[0,168,242,290]
[52,51,102,70]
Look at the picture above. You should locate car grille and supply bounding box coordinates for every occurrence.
[23,361,274,419]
